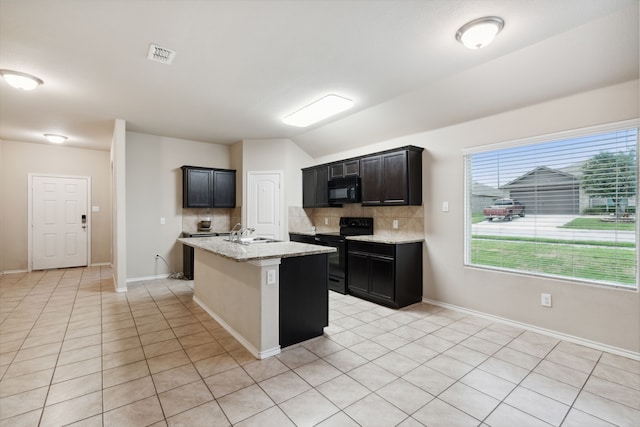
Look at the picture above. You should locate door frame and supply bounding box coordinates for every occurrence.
[244,171,284,241]
[28,173,92,272]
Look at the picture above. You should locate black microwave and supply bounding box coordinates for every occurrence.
[328,176,361,204]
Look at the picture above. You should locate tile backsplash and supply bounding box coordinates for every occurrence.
[182,205,423,237]
[289,204,424,237]
[182,208,241,234]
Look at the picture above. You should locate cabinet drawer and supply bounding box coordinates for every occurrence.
[348,241,394,257]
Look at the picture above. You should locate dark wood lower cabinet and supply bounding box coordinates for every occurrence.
[288,233,316,245]
[279,253,329,347]
[347,240,422,309]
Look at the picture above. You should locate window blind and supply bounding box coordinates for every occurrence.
[464,126,638,288]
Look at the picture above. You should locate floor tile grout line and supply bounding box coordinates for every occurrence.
[478,339,563,426]
[411,319,525,425]
[2,270,638,426]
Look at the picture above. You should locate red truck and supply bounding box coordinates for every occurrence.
[483,198,526,221]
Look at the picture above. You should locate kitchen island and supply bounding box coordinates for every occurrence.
[178,236,335,359]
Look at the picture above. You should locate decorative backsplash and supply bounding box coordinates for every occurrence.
[182,207,241,234]
[289,204,424,237]
[183,205,423,237]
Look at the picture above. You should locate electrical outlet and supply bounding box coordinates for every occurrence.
[442,201,449,212]
[324,217,329,225]
[541,293,552,307]
[267,269,276,285]
[160,217,165,225]
[392,219,399,229]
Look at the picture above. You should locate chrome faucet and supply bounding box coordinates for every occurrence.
[240,227,255,238]
[229,223,242,242]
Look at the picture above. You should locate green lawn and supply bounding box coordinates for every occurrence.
[561,217,636,231]
[471,213,486,224]
[471,238,637,286]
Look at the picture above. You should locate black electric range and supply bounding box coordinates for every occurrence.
[313,217,373,294]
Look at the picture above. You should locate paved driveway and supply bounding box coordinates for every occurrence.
[472,215,636,243]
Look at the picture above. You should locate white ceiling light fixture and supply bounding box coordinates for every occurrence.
[0,69,44,90]
[455,16,504,49]
[283,94,354,127]
[44,134,68,144]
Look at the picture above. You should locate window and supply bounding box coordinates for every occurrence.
[464,123,638,289]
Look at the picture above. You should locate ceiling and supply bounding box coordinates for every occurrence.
[0,0,638,158]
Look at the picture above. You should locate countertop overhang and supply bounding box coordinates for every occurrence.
[179,236,336,262]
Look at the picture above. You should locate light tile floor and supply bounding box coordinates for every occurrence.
[0,267,639,426]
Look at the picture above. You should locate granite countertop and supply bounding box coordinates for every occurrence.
[289,231,318,237]
[179,236,336,262]
[346,234,425,244]
[289,231,425,244]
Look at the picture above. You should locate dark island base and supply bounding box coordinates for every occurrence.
[279,253,329,348]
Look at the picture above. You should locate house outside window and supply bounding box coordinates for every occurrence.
[464,122,638,289]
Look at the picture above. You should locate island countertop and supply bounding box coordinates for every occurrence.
[179,236,336,262]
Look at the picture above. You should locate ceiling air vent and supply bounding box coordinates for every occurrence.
[147,44,176,64]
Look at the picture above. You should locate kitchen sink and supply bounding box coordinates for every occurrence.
[226,236,280,245]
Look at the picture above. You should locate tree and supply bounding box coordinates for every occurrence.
[580,151,637,216]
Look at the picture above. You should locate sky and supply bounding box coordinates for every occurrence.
[471,128,638,188]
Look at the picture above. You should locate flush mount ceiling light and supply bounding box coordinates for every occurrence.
[0,69,44,90]
[44,134,68,144]
[455,16,504,49]
[283,94,354,127]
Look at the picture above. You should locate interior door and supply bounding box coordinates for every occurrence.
[246,171,282,240]
[32,176,89,270]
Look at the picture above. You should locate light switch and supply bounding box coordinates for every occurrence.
[267,269,276,285]
[160,217,166,225]
[442,202,449,212]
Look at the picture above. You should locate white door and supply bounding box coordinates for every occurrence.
[246,172,282,240]
[32,176,89,270]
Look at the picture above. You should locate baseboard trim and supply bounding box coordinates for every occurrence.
[193,296,280,360]
[126,274,169,284]
[113,273,127,293]
[422,298,640,361]
[90,262,111,267]
[0,269,28,275]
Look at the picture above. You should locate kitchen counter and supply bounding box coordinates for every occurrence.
[178,235,334,359]
[179,236,335,261]
[288,231,425,244]
[347,234,425,244]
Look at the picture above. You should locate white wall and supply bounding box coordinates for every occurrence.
[239,139,314,232]
[112,119,127,290]
[125,132,231,280]
[314,80,640,354]
[1,139,112,273]
[0,140,4,273]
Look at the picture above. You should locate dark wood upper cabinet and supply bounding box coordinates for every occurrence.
[360,147,422,206]
[182,166,236,208]
[302,166,330,208]
[359,155,383,205]
[382,150,409,204]
[302,145,422,207]
[328,160,360,179]
[212,169,236,208]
